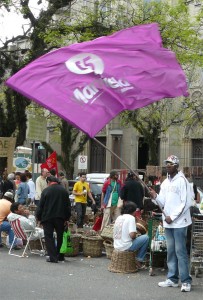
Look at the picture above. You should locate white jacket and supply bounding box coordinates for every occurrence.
[155,171,192,228]
[7,213,44,240]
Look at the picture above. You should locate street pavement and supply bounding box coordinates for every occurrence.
[0,247,202,300]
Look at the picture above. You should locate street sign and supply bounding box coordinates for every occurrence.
[78,155,87,169]
[26,115,47,141]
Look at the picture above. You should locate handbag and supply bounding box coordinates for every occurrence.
[117,197,123,208]
[107,182,117,208]
[60,228,73,254]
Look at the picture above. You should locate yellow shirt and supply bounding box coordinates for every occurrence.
[73,181,90,204]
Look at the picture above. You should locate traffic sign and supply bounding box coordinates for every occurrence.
[78,155,87,169]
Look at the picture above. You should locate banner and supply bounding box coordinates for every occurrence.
[6,23,188,138]
[0,137,16,174]
[40,151,58,176]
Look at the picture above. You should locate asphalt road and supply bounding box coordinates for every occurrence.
[0,247,202,300]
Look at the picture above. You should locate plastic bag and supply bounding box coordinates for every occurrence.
[60,229,73,254]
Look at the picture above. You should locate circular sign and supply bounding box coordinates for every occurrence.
[80,156,86,163]
[65,53,104,75]
[14,157,29,169]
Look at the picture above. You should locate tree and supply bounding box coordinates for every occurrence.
[43,0,203,165]
[0,0,89,177]
[119,0,203,165]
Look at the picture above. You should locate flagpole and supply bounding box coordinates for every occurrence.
[93,137,166,216]
[93,137,136,175]
[32,140,35,180]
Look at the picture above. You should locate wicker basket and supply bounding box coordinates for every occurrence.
[100,224,114,241]
[65,234,82,257]
[29,239,45,250]
[103,240,114,259]
[136,218,148,235]
[82,235,103,257]
[108,250,138,273]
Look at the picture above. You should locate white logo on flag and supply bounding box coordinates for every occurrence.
[65,53,104,75]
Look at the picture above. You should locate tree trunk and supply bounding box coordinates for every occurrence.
[147,135,159,165]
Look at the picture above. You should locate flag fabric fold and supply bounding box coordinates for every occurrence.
[6,23,188,138]
[41,151,58,176]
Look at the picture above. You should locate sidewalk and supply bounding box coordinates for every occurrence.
[0,247,202,300]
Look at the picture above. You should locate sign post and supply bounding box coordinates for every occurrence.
[78,155,87,170]
[26,115,47,142]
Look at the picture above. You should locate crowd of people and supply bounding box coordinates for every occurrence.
[0,168,71,263]
[0,155,202,291]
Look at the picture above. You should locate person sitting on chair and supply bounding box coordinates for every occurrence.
[7,202,44,240]
[113,201,149,269]
[0,191,21,250]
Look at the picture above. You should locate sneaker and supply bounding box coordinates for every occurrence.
[181,283,191,292]
[158,279,178,288]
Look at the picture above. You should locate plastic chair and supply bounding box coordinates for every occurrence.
[8,219,45,258]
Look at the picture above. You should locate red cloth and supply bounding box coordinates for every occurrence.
[135,210,141,219]
[41,151,58,176]
[92,216,103,231]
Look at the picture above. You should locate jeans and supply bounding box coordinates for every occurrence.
[0,221,15,246]
[128,234,149,262]
[75,203,87,228]
[165,227,192,284]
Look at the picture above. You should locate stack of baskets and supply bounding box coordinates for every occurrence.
[100,224,114,259]
[100,224,114,241]
[103,240,114,259]
[65,233,82,257]
[82,235,103,257]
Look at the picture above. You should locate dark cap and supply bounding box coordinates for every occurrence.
[110,170,118,178]
[46,176,59,184]
[127,172,134,179]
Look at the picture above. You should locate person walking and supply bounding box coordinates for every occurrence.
[73,172,95,228]
[120,172,144,218]
[100,170,122,231]
[149,155,192,292]
[36,176,71,263]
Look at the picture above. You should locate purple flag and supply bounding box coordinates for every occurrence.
[6,23,188,138]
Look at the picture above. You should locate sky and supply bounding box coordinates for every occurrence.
[0,0,47,44]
